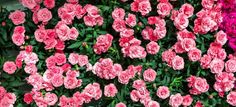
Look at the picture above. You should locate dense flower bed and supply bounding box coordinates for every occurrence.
[1,0,236,106]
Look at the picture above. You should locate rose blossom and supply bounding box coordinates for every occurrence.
[156,86,170,99]
[77,55,88,67]
[181,38,196,51]
[93,58,117,79]
[146,100,160,107]
[125,13,137,27]
[157,2,173,17]
[112,8,125,20]
[225,59,236,73]
[24,93,33,104]
[182,95,193,106]
[138,1,152,16]
[146,41,160,54]
[116,102,126,107]
[179,3,194,18]
[9,10,25,25]
[174,13,189,30]
[37,8,52,22]
[169,93,183,107]
[112,19,126,32]
[44,92,58,106]
[209,58,224,74]
[200,54,212,69]
[201,0,214,9]
[227,91,236,106]
[68,53,79,65]
[20,0,37,9]
[171,55,184,70]
[104,83,118,97]
[12,32,25,46]
[143,68,157,82]
[3,61,17,74]
[64,77,78,89]
[44,0,55,9]
[162,49,176,66]
[215,31,227,46]
[188,48,202,62]
[94,34,113,54]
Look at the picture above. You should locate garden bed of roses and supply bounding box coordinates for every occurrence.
[1,0,236,107]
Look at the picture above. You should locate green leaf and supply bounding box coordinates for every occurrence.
[67,42,81,49]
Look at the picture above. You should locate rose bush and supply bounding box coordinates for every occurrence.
[0,0,236,106]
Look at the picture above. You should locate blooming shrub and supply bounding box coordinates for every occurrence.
[0,0,236,106]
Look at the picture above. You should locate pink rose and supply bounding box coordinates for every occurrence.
[174,13,189,30]
[37,8,52,22]
[162,49,176,66]
[93,58,117,80]
[64,77,78,89]
[3,61,17,74]
[44,93,58,106]
[130,90,140,102]
[169,93,183,107]
[188,48,202,62]
[171,55,184,70]
[44,0,55,9]
[138,1,152,16]
[24,64,37,74]
[179,3,194,18]
[116,102,126,107]
[112,8,125,20]
[225,59,236,73]
[68,53,79,65]
[12,33,25,46]
[75,4,86,19]
[94,34,113,54]
[24,93,33,104]
[215,31,227,46]
[227,91,236,106]
[104,83,118,97]
[51,74,64,87]
[118,71,130,84]
[34,28,47,42]
[210,58,224,74]
[120,28,134,38]
[9,10,25,25]
[143,68,157,82]
[156,86,170,99]
[173,42,185,54]
[122,45,147,59]
[157,2,173,17]
[181,38,196,51]
[146,100,160,107]
[200,54,212,69]
[201,0,214,9]
[125,13,137,27]
[182,95,193,106]
[78,55,89,67]
[83,15,96,26]
[132,79,146,89]
[68,27,79,40]
[54,53,66,66]
[20,0,37,9]
[112,19,126,32]
[146,41,160,55]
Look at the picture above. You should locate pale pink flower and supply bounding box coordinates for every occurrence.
[104,83,118,97]
[9,10,25,25]
[143,68,157,82]
[3,61,17,74]
[156,86,170,99]
[37,8,52,22]
[169,93,183,107]
[146,41,160,55]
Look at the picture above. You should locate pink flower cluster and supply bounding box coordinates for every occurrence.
[193,1,222,34]
[59,83,102,106]
[130,80,160,107]
[93,34,113,54]
[162,49,185,70]
[187,75,209,95]
[93,58,122,80]
[0,86,16,107]
[131,0,152,16]
[11,26,26,46]
[169,93,193,107]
